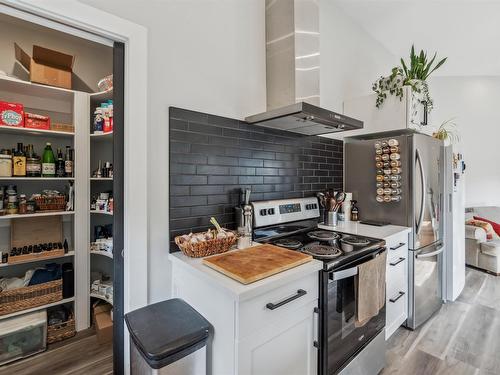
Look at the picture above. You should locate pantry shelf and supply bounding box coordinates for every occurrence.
[90,293,113,305]
[0,211,74,220]
[0,177,75,181]
[90,250,113,259]
[90,132,113,141]
[0,125,74,138]
[0,297,75,321]
[90,210,113,216]
[90,177,113,181]
[0,251,75,268]
[89,88,113,102]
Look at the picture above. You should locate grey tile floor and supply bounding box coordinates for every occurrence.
[383,267,500,375]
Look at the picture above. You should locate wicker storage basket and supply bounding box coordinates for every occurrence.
[0,279,63,316]
[175,231,237,258]
[47,313,76,344]
[34,196,66,212]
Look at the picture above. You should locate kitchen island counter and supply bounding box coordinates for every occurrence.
[168,247,323,302]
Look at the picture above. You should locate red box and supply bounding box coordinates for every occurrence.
[0,101,24,127]
[24,112,50,130]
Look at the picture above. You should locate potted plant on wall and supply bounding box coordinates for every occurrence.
[372,45,447,127]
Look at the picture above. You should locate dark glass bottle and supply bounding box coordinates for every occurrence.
[56,148,65,177]
[351,200,359,221]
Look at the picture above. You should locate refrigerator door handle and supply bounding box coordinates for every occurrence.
[416,246,444,259]
[415,149,426,235]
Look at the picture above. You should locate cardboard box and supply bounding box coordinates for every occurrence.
[25,112,50,130]
[14,43,74,89]
[0,101,24,127]
[93,302,112,317]
[95,310,113,344]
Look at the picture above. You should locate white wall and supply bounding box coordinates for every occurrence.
[319,0,396,113]
[430,76,500,208]
[79,0,266,303]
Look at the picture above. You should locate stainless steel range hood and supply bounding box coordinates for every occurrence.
[245,0,363,135]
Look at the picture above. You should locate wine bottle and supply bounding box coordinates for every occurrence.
[64,146,74,177]
[42,142,56,177]
[56,148,65,177]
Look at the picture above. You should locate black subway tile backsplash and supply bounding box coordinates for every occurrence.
[169,107,343,251]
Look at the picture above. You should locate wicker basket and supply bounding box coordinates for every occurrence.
[47,313,76,344]
[34,196,66,212]
[175,231,237,258]
[0,279,63,316]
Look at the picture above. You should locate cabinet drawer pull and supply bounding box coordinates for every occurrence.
[389,257,405,266]
[389,291,405,303]
[266,289,307,310]
[390,242,406,250]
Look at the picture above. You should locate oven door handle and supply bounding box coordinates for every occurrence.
[332,266,358,281]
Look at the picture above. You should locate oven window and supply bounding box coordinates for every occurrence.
[326,272,386,374]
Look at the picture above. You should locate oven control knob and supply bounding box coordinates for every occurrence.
[267,208,275,215]
[260,209,267,216]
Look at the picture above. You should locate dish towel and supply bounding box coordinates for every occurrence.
[355,251,387,327]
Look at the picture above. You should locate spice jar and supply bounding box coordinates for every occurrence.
[26,200,36,214]
[0,153,12,177]
[18,194,27,215]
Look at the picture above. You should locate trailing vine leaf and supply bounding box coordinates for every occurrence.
[372,45,447,110]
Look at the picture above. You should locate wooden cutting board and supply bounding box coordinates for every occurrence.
[202,244,312,284]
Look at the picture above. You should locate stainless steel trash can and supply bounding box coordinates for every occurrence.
[125,298,210,375]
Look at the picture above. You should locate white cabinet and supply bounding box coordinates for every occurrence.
[327,87,429,141]
[238,301,317,375]
[170,256,320,375]
[384,232,409,339]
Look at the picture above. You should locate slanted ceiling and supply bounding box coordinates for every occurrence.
[333,0,500,76]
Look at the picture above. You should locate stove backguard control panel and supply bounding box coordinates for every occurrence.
[252,197,320,228]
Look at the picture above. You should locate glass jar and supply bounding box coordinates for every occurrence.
[26,157,42,177]
[18,194,27,215]
[26,200,36,214]
[0,154,12,177]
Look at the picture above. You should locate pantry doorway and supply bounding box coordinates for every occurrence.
[0,2,148,374]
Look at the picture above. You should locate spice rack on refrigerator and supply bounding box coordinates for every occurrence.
[89,88,114,311]
[0,77,85,329]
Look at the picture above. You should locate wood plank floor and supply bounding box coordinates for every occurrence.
[383,267,500,375]
[0,329,112,375]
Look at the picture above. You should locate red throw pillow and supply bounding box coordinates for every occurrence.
[474,216,500,236]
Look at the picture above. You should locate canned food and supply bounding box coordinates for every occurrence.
[377,188,384,196]
[381,154,390,161]
[374,142,382,149]
[391,195,402,202]
[376,148,383,155]
[383,182,391,188]
[388,139,399,146]
[376,161,383,168]
[383,169,392,175]
[381,141,388,148]
[376,182,384,188]
[390,175,402,181]
[390,160,402,167]
[375,155,382,162]
[376,195,384,203]
[390,146,399,153]
[376,175,384,182]
[382,147,391,154]
[383,195,392,202]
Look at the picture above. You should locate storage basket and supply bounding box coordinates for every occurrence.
[175,231,237,258]
[0,279,63,316]
[47,313,76,344]
[34,195,66,212]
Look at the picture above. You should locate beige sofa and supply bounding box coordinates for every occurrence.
[465,206,500,275]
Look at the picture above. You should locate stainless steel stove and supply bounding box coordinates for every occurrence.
[251,197,387,375]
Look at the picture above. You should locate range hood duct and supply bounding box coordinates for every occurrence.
[245,0,363,135]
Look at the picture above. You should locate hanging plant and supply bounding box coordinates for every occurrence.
[373,45,447,111]
[433,118,460,145]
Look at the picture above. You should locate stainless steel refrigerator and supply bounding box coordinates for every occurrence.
[344,130,444,330]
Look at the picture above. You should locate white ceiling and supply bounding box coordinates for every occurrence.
[333,0,500,76]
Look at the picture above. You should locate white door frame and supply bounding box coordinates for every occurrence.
[1,0,149,370]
